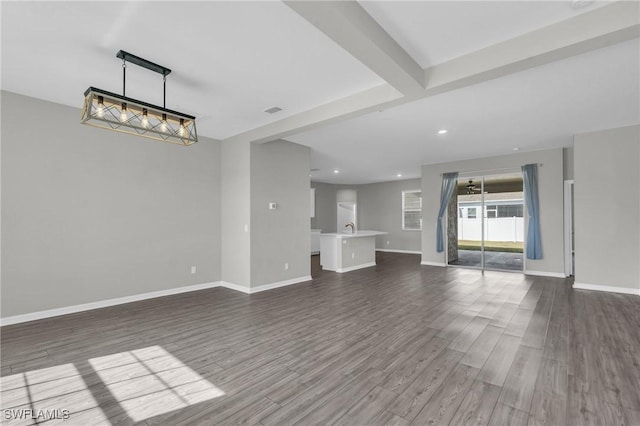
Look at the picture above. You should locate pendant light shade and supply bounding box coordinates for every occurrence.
[81,87,197,145]
[81,50,197,146]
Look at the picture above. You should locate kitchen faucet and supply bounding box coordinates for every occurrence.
[345,222,355,233]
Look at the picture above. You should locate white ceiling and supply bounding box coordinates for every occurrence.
[1,1,638,186]
[359,1,612,68]
[291,39,639,184]
[0,1,382,140]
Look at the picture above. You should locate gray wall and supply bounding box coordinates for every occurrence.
[1,91,222,317]
[221,140,251,288]
[421,148,565,275]
[310,183,361,233]
[311,182,338,232]
[574,125,640,291]
[251,140,311,286]
[358,179,422,252]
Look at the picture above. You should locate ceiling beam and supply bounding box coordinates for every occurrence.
[224,83,404,145]
[284,0,426,95]
[225,1,639,145]
[423,0,640,96]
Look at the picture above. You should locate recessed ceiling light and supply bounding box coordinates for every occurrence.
[396,173,402,177]
[333,169,339,174]
[438,129,448,134]
[513,147,520,151]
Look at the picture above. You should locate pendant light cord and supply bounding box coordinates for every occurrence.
[163,75,167,109]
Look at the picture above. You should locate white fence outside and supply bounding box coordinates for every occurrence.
[458,217,524,242]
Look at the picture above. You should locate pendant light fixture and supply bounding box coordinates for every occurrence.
[81,50,197,146]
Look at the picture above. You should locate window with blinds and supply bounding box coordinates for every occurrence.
[402,190,422,231]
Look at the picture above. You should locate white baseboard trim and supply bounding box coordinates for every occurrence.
[0,281,223,327]
[421,261,446,267]
[250,275,313,293]
[219,281,251,294]
[2,274,318,327]
[376,249,421,255]
[525,270,566,278]
[336,263,376,273]
[220,276,312,294]
[573,282,640,296]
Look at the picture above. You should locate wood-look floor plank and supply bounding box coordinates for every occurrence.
[498,345,543,412]
[379,336,449,394]
[214,397,280,426]
[488,402,529,426]
[504,307,535,338]
[528,389,567,426]
[292,368,386,425]
[449,380,501,426]
[566,374,627,426]
[370,410,411,426]
[521,282,555,349]
[448,316,490,353]
[333,385,397,426]
[476,333,521,386]
[528,357,568,426]
[387,349,464,421]
[409,363,478,426]
[437,310,476,341]
[488,302,519,328]
[623,407,640,426]
[477,296,508,321]
[460,325,504,369]
[260,367,371,426]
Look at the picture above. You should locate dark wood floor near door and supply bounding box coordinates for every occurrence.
[2,253,640,425]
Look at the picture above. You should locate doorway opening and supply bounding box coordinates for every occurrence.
[447,173,524,272]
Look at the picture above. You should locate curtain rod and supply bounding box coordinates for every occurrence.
[440,163,543,177]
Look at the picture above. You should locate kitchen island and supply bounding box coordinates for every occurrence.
[320,231,387,273]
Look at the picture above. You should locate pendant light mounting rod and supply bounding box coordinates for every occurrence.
[116,50,172,76]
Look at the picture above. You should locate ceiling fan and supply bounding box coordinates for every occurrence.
[466,180,481,194]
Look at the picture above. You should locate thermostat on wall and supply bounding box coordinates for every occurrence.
[268,202,277,210]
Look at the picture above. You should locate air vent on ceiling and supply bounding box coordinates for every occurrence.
[264,106,283,114]
[570,0,594,9]
[311,168,320,172]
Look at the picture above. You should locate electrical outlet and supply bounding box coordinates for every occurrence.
[351,252,355,259]
[244,224,249,233]
[386,240,390,245]
[284,262,289,270]
[191,266,197,274]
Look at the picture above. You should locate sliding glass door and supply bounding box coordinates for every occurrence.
[448,173,524,272]
[448,176,483,269]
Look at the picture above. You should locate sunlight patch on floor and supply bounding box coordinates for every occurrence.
[89,345,225,422]
[0,363,108,424]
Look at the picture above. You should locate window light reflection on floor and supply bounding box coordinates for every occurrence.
[88,345,225,422]
[0,363,109,424]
